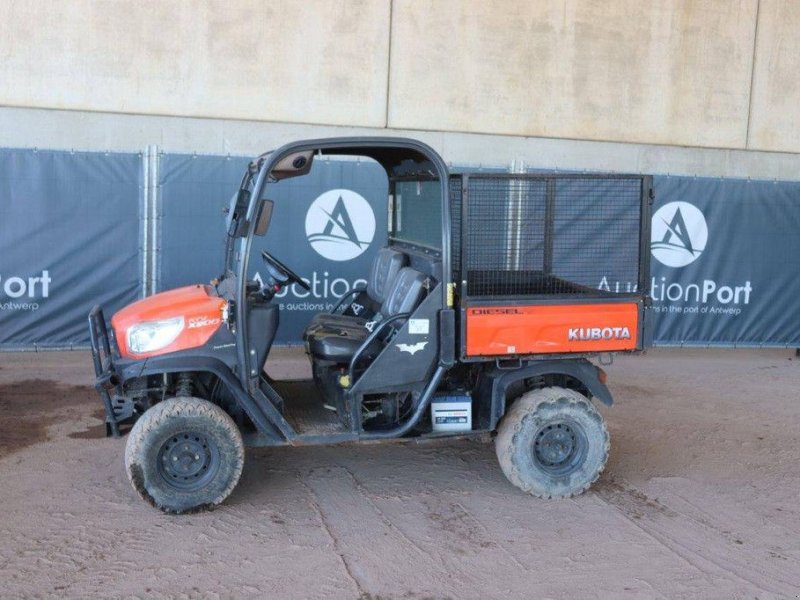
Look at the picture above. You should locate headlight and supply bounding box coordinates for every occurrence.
[127,317,184,354]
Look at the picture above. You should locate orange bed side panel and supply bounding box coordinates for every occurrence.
[465,303,640,357]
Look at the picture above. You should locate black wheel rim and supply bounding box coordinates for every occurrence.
[532,419,588,476]
[157,431,221,491]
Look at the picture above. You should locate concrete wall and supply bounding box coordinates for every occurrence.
[0,0,798,159]
[2,106,798,182]
[748,0,800,152]
[0,0,391,126]
[390,0,757,149]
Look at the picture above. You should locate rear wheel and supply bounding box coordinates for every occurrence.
[124,397,244,513]
[495,386,609,498]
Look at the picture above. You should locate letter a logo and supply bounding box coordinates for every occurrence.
[651,202,708,268]
[321,196,362,247]
[305,189,376,261]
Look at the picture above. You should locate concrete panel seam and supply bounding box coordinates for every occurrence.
[745,0,762,149]
[384,0,394,129]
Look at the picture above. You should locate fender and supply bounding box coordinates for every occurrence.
[117,354,286,444]
[476,358,613,430]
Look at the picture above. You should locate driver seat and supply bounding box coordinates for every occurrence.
[306,267,426,364]
[303,247,407,340]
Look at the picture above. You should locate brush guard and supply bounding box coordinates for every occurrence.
[88,305,131,437]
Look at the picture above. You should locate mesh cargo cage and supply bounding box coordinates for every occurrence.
[449,173,653,359]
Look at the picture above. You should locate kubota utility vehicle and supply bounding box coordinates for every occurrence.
[90,137,652,513]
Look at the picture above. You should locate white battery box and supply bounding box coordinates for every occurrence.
[431,394,472,432]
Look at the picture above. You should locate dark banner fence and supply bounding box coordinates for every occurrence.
[0,148,798,349]
[647,176,800,346]
[158,153,249,292]
[0,149,141,349]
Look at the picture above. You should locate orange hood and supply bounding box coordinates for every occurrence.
[112,285,226,359]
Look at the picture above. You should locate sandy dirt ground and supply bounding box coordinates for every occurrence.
[0,347,799,599]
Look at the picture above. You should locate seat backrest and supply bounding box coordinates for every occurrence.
[380,268,426,318]
[367,248,408,304]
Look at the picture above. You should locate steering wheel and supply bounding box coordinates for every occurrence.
[261,250,310,291]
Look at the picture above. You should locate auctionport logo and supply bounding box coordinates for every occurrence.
[0,270,51,311]
[651,201,708,268]
[305,189,375,262]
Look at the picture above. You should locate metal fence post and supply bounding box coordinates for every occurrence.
[148,145,160,294]
[141,147,151,298]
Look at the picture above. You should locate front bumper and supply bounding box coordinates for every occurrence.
[88,305,130,437]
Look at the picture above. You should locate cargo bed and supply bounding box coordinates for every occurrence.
[449,172,653,361]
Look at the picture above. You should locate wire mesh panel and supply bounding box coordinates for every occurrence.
[551,177,643,290]
[454,174,646,298]
[463,176,548,296]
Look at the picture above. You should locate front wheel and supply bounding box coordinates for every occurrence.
[124,397,244,513]
[495,387,609,498]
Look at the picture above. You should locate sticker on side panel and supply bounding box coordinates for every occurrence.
[396,341,428,355]
[408,318,430,335]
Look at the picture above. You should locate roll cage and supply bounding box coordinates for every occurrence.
[234,137,452,394]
